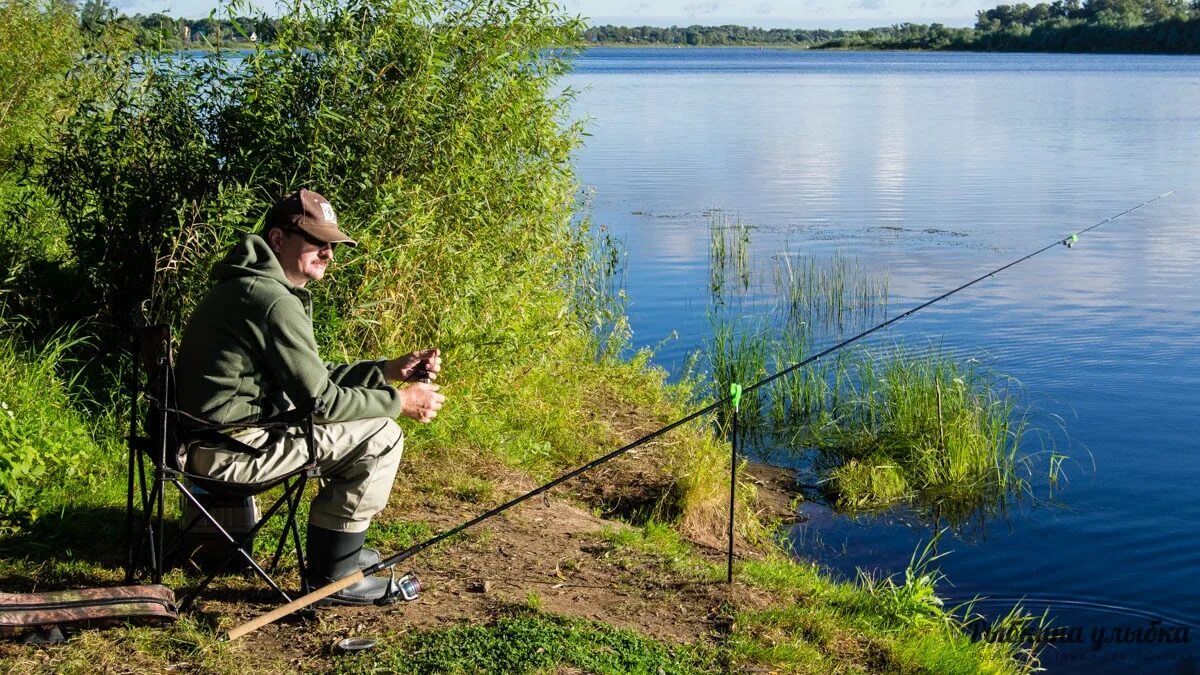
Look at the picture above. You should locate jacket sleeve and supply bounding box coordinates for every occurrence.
[325,359,389,388]
[261,296,403,423]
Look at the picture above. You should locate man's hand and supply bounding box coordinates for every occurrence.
[400,382,444,423]
[385,349,442,383]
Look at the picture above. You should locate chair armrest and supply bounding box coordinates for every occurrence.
[164,398,323,469]
[167,397,324,433]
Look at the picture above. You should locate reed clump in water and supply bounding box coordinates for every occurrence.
[701,221,1046,520]
[800,346,1030,514]
[774,250,889,338]
[708,208,752,302]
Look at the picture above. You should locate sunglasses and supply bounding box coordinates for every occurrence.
[284,229,337,251]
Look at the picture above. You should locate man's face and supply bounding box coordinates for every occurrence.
[270,228,336,288]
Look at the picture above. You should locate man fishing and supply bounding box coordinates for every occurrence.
[175,188,445,605]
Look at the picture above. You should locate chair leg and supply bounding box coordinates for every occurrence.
[133,458,161,571]
[128,450,154,582]
[288,477,309,583]
[154,470,167,585]
[125,441,137,584]
[175,479,298,611]
[130,481,162,584]
[268,475,306,575]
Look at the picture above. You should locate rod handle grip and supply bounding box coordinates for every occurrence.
[224,570,366,642]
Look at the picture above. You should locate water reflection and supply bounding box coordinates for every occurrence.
[567,48,1200,672]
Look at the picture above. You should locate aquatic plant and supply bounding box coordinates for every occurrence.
[773,250,889,340]
[699,220,1046,522]
[708,208,751,302]
[708,314,771,430]
[802,345,1031,515]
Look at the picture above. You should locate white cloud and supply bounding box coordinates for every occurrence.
[683,1,722,16]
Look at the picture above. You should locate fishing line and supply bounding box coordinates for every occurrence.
[226,191,1173,640]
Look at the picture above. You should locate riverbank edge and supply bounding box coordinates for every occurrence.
[0,353,1033,673]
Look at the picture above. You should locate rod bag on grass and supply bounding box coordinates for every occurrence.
[0,584,177,642]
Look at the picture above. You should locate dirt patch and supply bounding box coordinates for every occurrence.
[743,461,804,525]
[2,389,808,672]
[214,494,737,669]
[209,392,808,669]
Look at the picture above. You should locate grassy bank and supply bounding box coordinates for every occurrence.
[1,0,1037,672]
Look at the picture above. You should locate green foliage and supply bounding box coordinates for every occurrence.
[0,324,98,524]
[333,611,722,674]
[585,23,848,46]
[852,534,950,629]
[36,0,585,362]
[699,222,1040,525]
[733,544,1042,674]
[0,0,82,166]
[704,242,889,435]
[805,346,1032,519]
[566,213,631,362]
[44,48,219,345]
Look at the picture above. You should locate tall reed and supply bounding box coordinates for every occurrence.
[802,346,1030,514]
[773,249,889,340]
[708,209,751,302]
[700,220,1044,522]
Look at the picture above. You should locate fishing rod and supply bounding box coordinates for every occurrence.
[225,191,1173,642]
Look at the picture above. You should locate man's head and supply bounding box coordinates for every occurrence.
[263,189,357,288]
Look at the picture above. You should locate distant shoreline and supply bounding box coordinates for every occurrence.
[584,15,1200,55]
[578,43,1200,56]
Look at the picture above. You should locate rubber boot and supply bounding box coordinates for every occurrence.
[359,547,382,568]
[305,525,400,606]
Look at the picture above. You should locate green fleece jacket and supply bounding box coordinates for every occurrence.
[176,234,403,425]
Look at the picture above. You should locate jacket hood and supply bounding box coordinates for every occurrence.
[213,234,295,288]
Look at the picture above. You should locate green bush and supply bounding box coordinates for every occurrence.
[0,0,82,167]
[43,0,585,363]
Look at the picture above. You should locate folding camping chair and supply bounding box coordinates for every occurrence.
[124,325,321,611]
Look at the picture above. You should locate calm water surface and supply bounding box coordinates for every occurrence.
[564,49,1200,672]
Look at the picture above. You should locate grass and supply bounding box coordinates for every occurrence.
[731,548,1044,674]
[704,224,890,435]
[699,219,1053,523]
[708,209,752,302]
[331,610,723,674]
[774,250,889,340]
[0,322,112,526]
[802,346,1033,518]
[596,524,1043,674]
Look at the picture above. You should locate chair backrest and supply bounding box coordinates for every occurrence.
[136,325,182,472]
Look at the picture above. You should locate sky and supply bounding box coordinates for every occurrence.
[117,0,999,29]
[563,0,996,28]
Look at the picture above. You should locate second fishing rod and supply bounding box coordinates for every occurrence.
[226,190,1173,641]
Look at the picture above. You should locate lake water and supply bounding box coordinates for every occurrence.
[563,48,1200,673]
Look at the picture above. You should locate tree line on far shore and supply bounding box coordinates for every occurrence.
[585,0,1200,52]
[36,0,1200,52]
[75,0,277,47]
